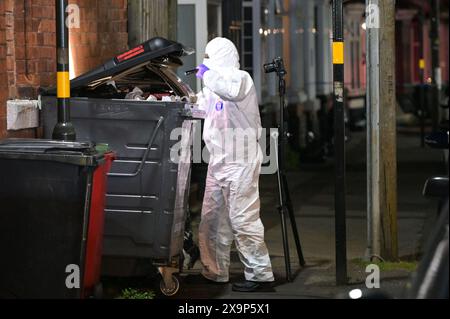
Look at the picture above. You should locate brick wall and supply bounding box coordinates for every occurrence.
[0,0,128,139]
[0,1,7,137]
[69,0,128,76]
[0,0,36,138]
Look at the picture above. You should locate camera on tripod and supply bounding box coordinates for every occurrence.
[264,57,286,75]
[262,56,304,281]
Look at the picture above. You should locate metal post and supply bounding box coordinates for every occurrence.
[53,0,76,141]
[332,0,347,286]
[430,0,441,132]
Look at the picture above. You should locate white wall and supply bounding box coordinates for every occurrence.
[178,0,208,91]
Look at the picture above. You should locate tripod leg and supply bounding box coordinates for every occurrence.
[273,132,293,282]
[282,174,306,267]
[279,205,292,282]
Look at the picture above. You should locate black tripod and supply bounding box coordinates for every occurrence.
[264,58,306,282]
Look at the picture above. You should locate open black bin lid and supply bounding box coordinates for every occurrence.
[41,37,194,95]
[0,139,103,166]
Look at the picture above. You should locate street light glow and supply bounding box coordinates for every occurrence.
[349,289,363,299]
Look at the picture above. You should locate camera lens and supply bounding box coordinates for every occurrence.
[264,62,276,74]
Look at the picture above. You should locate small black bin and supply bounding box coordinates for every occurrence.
[0,139,105,299]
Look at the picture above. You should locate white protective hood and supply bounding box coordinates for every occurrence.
[203,37,240,70]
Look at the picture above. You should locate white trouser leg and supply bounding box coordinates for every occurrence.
[198,171,233,282]
[229,164,275,282]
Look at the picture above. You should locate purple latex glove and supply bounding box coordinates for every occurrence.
[196,64,210,79]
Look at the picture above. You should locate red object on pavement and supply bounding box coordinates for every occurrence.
[82,152,116,298]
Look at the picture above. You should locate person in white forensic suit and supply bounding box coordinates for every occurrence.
[195,37,275,292]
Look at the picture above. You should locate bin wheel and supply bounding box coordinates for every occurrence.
[160,275,180,297]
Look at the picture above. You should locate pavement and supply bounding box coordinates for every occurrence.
[103,129,445,299]
[173,130,445,299]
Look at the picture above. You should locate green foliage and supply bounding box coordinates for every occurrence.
[352,258,418,272]
[118,288,155,300]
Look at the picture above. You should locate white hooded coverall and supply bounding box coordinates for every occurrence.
[197,37,274,283]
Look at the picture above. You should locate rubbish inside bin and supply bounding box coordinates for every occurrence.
[125,87,145,100]
[124,86,186,102]
[71,64,192,101]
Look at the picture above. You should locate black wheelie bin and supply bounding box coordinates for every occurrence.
[40,37,204,296]
[0,139,115,299]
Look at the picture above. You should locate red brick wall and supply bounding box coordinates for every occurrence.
[0,0,37,138]
[0,1,7,137]
[69,0,128,76]
[0,0,128,139]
